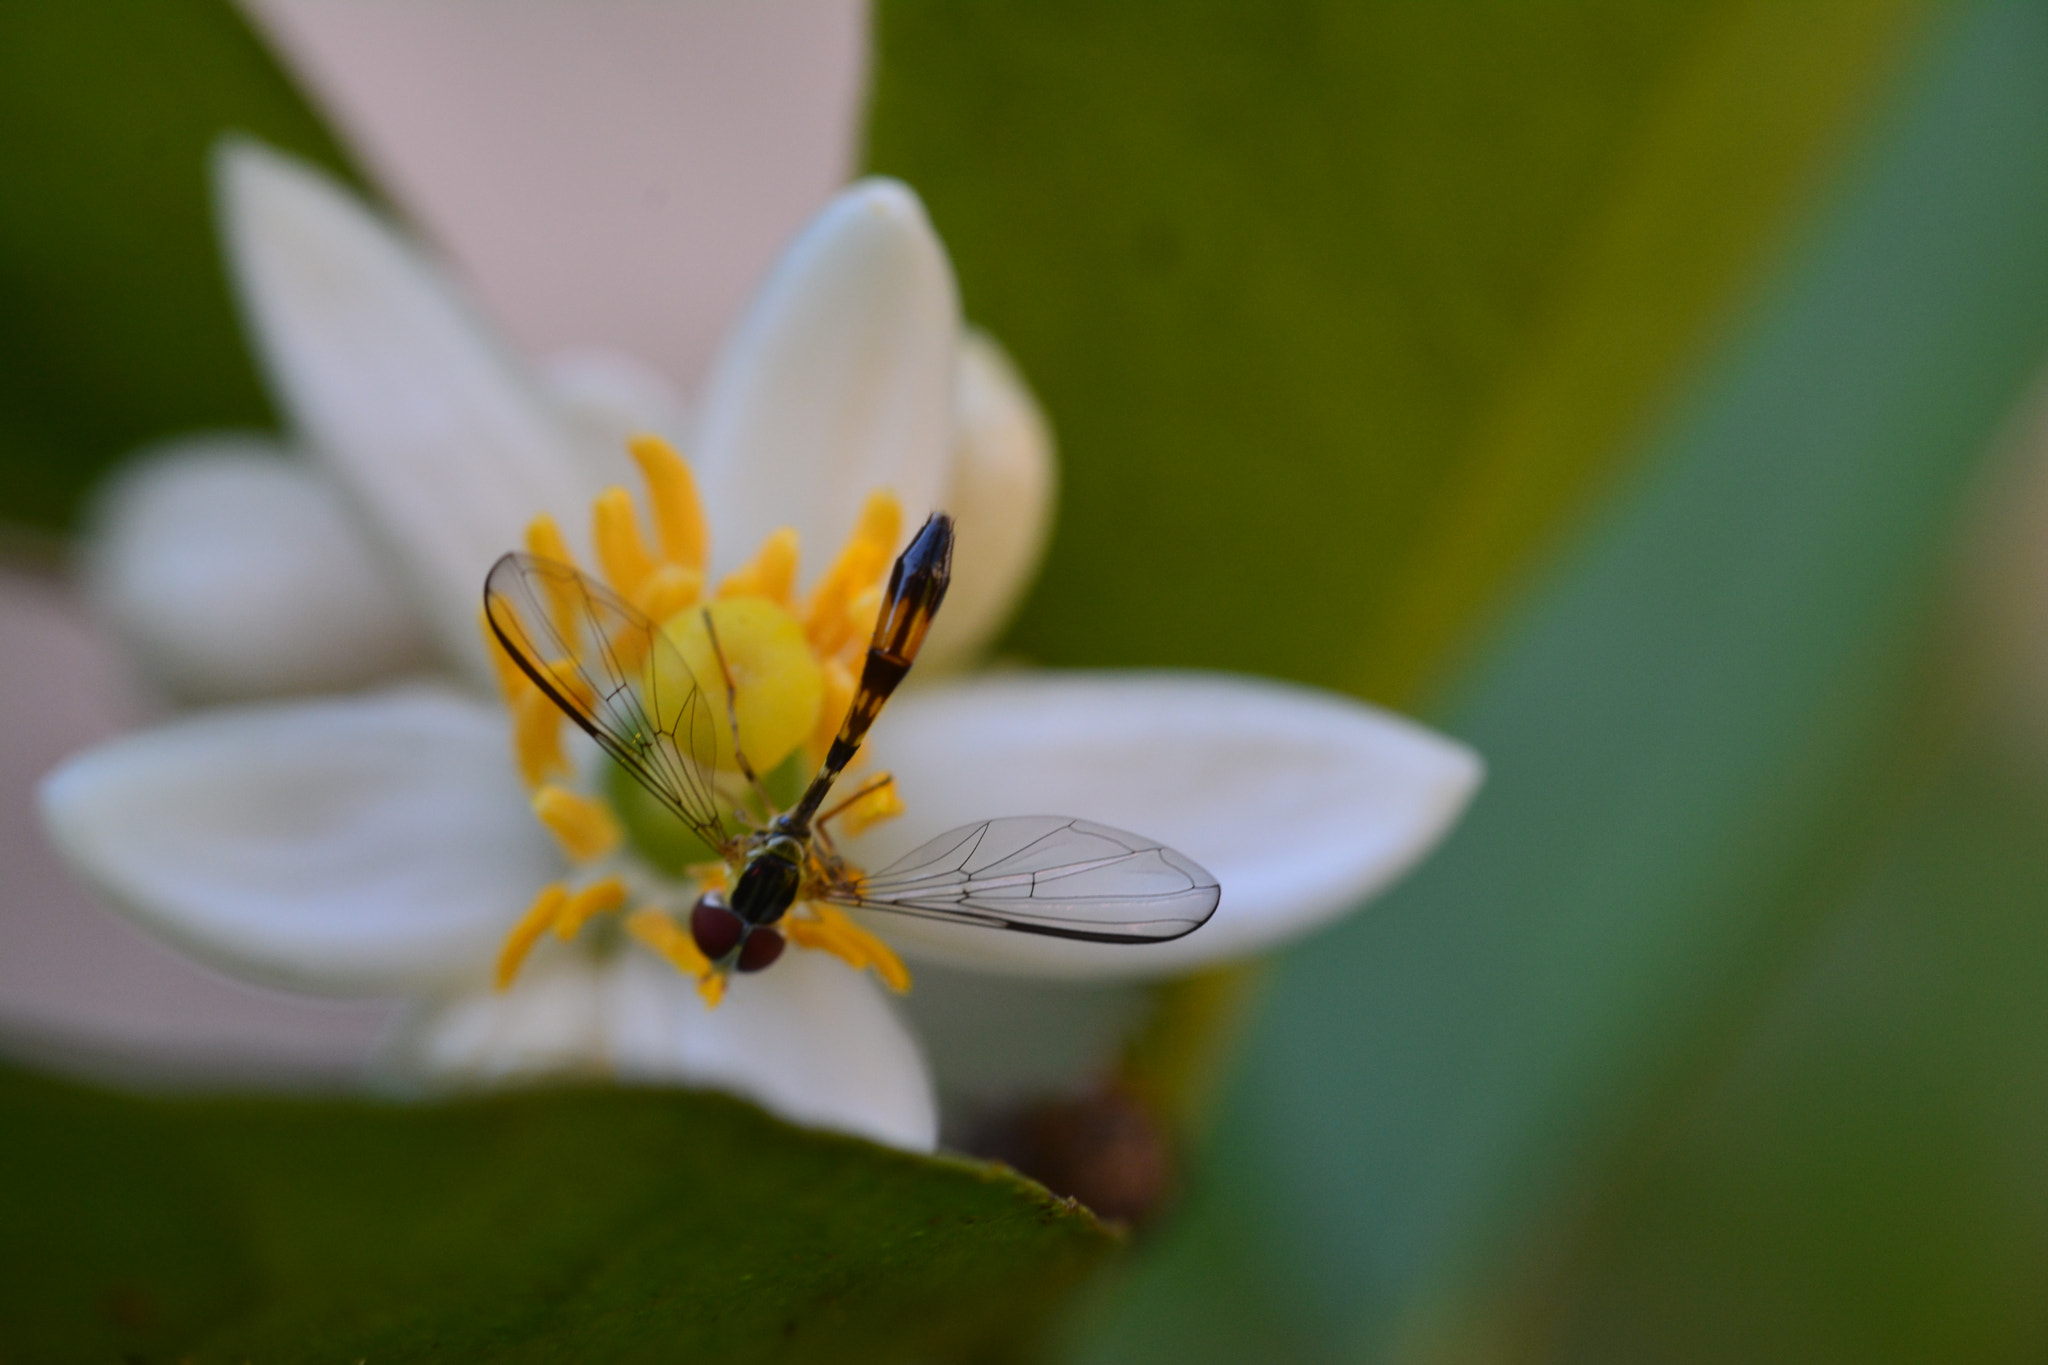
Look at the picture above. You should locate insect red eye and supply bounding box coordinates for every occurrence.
[735,927,786,974]
[690,894,744,961]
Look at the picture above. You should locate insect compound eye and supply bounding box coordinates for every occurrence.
[690,893,745,961]
[734,926,787,974]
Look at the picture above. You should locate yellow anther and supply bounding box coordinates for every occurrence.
[480,608,530,705]
[804,492,902,656]
[592,486,658,600]
[845,583,884,647]
[497,882,567,989]
[831,774,904,838]
[634,562,703,625]
[512,688,568,787]
[531,784,623,862]
[525,513,584,638]
[687,862,730,894]
[625,908,723,1006]
[539,656,597,711]
[629,434,709,571]
[808,655,856,763]
[718,527,800,606]
[788,903,911,993]
[554,876,628,940]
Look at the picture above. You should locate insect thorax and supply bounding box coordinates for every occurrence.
[730,833,805,925]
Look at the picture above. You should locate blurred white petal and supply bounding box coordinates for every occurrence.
[605,949,936,1151]
[918,330,1058,672]
[538,347,693,495]
[218,140,591,682]
[38,689,555,996]
[855,673,1484,977]
[386,949,938,1151]
[83,435,429,702]
[377,951,609,1089]
[696,178,957,579]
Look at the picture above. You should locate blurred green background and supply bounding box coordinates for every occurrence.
[8,1,2048,1360]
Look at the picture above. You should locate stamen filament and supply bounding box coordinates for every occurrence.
[554,876,628,940]
[512,688,569,787]
[524,514,583,638]
[808,656,856,763]
[824,773,904,837]
[625,908,725,1007]
[480,608,530,704]
[788,903,911,992]
[532,785,623,862]
[804,492,902,656]
[634,562,703,624]
[497,883,567,989]
[592,486,657,600]
[628,434,709,570]
[718,527,800,606]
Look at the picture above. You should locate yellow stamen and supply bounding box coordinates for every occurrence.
[511,688,568,787]
[788,903,911,992]
[479,608,530,705]
[592,486,657,600]
[687,862,730,894]
[497,883,567,989]
[625,908,725,1007]
[846,583,884,646]
[634,562,703,625]
[531,785,623,862]
[718,527,800,606]
[808,655,856,763]
[524,513,584,639]
[554,876,628,940]
[804,492,902,656]
[629,434,708,570]
[830,774,904,838]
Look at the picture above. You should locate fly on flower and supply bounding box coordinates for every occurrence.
[483,513,1220,995]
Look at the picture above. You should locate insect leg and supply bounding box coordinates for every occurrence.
[700,607,776,819]
[817,771,895,827]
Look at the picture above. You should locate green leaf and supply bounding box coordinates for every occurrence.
[1526,734,2048,1363]
[0,1064,1114,1362]
[0,2,364,534]
[1068,3,2048,1359]
[865,0,1924,703]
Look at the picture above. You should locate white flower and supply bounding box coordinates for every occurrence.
[42,145,1482,1153]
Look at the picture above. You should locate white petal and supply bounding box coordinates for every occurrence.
[386,948,937,1151]
[38,688,555,995]
[917,331,1058,672]
[538,347,692,495]
[218,140,591,682]
[377,951,609,1088]
[606,949,936,1151]
[852,673,1484,978]
[696,178,958,580]
[83,435,430,702]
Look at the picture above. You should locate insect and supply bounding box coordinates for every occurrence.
[483,513,1220,984]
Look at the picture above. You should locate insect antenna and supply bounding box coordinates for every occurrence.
[782,513,952,835]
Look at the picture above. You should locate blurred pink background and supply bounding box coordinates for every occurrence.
[0,0,868,1077]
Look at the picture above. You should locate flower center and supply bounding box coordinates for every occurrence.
[658,596,822,776]
[482,433,910,1007]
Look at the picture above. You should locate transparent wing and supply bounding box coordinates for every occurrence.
[483,552,731,850]
[825,816,1220,944]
